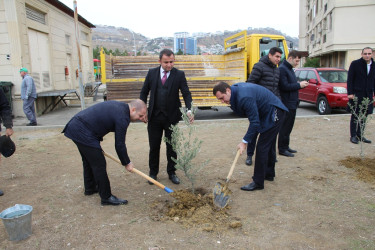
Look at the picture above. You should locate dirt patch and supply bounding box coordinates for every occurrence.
[150,188,241,232]
[1,116,375,249]
[340,156,375,183]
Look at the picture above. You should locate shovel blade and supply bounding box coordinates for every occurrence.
[212,182,231,208]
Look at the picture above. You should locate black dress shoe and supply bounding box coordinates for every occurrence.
[350,136,359,144]
[287,147,297,153]
[101,195,128,205]
[0,189,3,196]
[245,156,253,166]
[240,182,264,191]
[26,122,37,126]
[264,176,274,181]
[279,150,294,157]
[148,175,157,185]
[360,137,372,144]
[169,174,180,184]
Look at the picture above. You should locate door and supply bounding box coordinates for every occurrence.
[81,45,92,84]
[28,29,52,92]
[304,70,319,102]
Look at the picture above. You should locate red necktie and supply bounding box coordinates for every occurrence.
[162,71,167,85]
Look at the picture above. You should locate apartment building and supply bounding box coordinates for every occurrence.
[299,0,375,69]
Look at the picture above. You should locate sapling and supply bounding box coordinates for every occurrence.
[164,103,208,194]
[347,97,373,158]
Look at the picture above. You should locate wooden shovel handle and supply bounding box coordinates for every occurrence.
[226,149,241,182]
[102,151,173,193]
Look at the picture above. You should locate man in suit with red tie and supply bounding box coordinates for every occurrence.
[140,49,193,185]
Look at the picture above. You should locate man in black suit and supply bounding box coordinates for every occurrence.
[140,49,193,185]
[347,47,375,144]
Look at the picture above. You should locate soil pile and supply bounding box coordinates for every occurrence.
[340,156,375,183]
[150,188,242,232]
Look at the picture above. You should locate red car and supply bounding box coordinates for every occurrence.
[295,67,348,115]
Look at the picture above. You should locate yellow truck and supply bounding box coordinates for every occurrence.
[100,30,289,107]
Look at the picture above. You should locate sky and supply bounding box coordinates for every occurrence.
[58,0,300,38]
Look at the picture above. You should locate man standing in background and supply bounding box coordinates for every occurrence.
[140,49,194,185]
[278,51,309,157]
[20,68,37,126]
[347,47,375,144]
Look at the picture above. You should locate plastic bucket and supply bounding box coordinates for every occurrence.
[0,204,33,241]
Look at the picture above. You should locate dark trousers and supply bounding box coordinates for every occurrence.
[278,108,296,151]
[74,141,111,199]
[247,132,276,162]
[148,113,177,176]
[252,109,285,186]
[350,113,368,138]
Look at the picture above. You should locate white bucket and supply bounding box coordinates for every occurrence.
[0,204,33,241]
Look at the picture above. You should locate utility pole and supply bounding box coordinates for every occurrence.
[131,30,137,56]
[73,0,85,110]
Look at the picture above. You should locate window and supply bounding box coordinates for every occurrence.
[324,3,327,13]
[298,70,308,82]
[307,71,318,81]
[329,12,333,31]
[65,35,71,45]
[259,39,286,61]
[81,31,88,41]
[26,5,46,25]
[323,34,326,43]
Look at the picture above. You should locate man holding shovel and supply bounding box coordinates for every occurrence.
[213,82,288,191]
[63,99,147,205]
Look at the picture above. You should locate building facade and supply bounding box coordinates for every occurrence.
[299,0,375,69]
[0,0,95,116]
[174,32,197,55]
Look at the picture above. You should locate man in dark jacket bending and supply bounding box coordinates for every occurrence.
[278,51,309,156]
[214,82,288,191]
[63,99,147,206]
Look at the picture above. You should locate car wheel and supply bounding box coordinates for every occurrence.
[317,96,331,115]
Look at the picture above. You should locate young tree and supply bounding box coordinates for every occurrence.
[164,104,207,194]
[304,57,320,67]
[347,97,373,158]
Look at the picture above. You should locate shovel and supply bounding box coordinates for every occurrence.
[213,149,241,208]
[103,151,173,193]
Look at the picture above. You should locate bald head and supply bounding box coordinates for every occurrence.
[129,99,147,122]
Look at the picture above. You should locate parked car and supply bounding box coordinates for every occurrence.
[295,67,348,115]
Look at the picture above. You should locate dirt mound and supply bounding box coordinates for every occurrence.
[150,188,242,232]
[340,156,375,183]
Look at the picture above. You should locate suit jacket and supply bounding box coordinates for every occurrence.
[0,88,13,131]
[63,101,131,165]
[140,66,192,124]
[347,57,375,97]
[230,82,288,142]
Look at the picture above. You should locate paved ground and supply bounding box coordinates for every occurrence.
[11,98,350,131]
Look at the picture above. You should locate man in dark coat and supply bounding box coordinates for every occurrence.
[347,47,375,144]
[278,51,309,157]
[140,49,193,185]
[63,99,147,206]
[213,82,288,191]
[245,47,283,166]
[0,88,14,196]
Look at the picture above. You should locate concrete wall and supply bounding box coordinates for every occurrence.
[0,0,94,117]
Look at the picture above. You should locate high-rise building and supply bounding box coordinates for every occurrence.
[299,0,375,69]
[174,32,197,55]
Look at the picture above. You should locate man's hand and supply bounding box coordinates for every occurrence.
[237,142,247,154]
[300,81,309,88]
[125,162,134,172]
[187,111,194,124]
[5,128,14,137]
[348,94,355,100]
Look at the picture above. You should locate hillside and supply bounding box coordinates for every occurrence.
[92,25,299,55]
